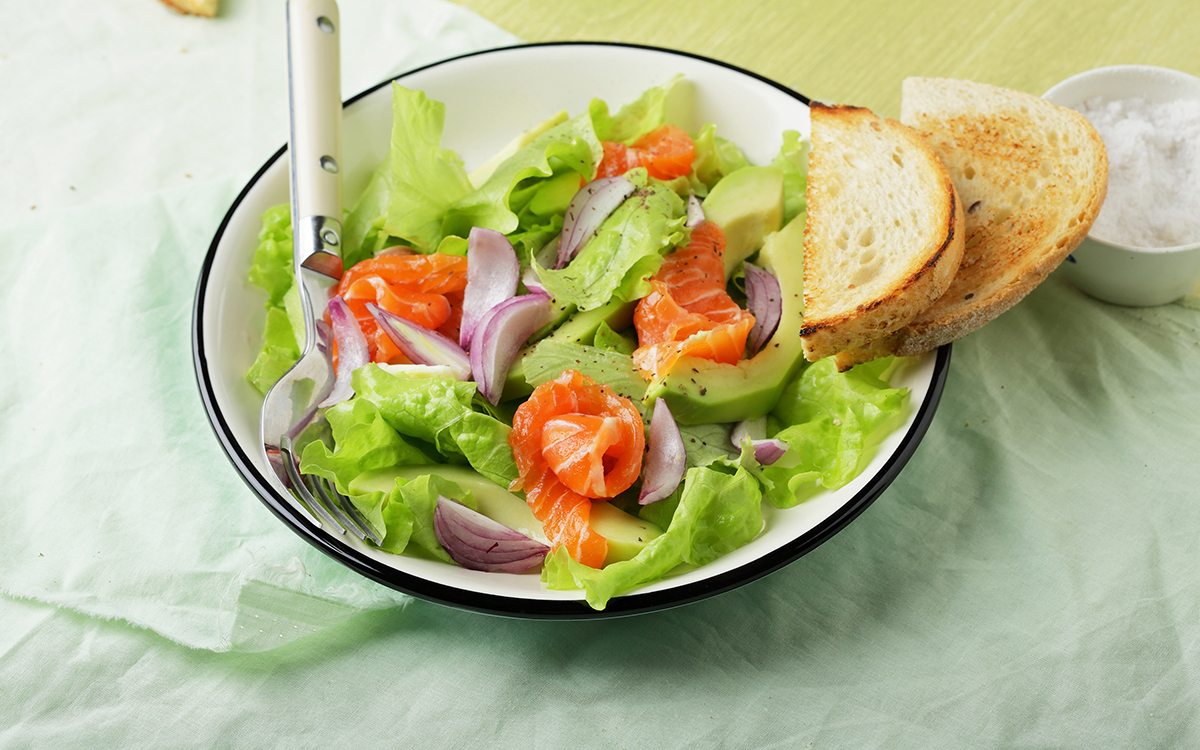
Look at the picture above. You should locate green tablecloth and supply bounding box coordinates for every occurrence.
[2,0,1198,746]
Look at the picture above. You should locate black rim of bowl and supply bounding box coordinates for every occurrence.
[191,41,950,620]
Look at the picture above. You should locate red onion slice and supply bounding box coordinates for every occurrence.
[470,292,555,404]
[460,227,520,350]
[522,265,547,296]
[638,398,687,505]
[744,262,782,356]
[731,418,789,466]
[555,176,636,269]
[319,295,370,408]
[750,439,788,465]
[366,303,471,380]
[434,496,550,572]
[685,193,705,228]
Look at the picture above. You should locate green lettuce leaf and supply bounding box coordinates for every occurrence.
[297,371,513,548]
[589,77,679,144]
[469,109,569,187]
[348,473,475,559]
[442,112,601,239]
[244,205,306,394]
[434,235,469,257]
[382,83,475,252]
[690,123,749,192]
[667,466,764,566]
[676,421,739,468]
[246,204,294,306]
[244,306,300,395]
[542,464,763,609]
[317,467,478,558]
[508,213,563,266]
[533,175,686,311]
[397,475,474,561]
[298,398,433,494]
[350,365,519,487]
[635,484,683,533]
[360,485,416,554]
[759,357,907,508]
[771,129,810,227]
[342,162,398,268]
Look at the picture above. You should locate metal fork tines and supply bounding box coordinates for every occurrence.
[278,435,382,545]
[259,0,378,546]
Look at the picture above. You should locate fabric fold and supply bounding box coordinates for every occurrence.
[0,0,517,653]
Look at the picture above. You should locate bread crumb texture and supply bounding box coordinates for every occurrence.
[801,103,963,361]
[159,0,219,17]
[888,77,1109,357]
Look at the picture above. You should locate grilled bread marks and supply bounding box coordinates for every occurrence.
[888,77,1108,356]
[800,103,965,361]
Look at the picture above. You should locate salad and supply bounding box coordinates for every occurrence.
[245,78,909,610]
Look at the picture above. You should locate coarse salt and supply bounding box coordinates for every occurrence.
[1080,95,1200,248]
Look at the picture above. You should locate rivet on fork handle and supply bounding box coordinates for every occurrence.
[296,214,344,279]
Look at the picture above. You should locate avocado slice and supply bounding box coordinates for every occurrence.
[348,464,662,565]
[537,297,636,347]
[590,500,663,565]
[701,165,785,278]
[644,213,807,424]
[527,170,583,218]
[349,463,547,542]
[503,298,637,400]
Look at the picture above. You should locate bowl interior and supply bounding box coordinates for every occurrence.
[1043,64,1200,112]
[1045,64,1200,257]
[196,43,946,616]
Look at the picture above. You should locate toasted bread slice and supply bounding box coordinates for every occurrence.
[800,103,965,362]
[877,77,1108,358]
[159,0,219,17]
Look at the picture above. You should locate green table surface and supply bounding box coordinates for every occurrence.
[2,0,1198,747]
[455,0,1200,116]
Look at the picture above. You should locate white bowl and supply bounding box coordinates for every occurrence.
[192,42,949,618]
[1044,64,1200,307]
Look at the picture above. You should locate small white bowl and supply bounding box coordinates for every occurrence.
[1044,64,1200,307]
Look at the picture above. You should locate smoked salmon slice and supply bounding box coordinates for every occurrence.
[329,252,468,364]
[596,124,696,181]
[343,277,452,330]
[508,369,646,568]
[336,253,467,297]
[632,221,755,380]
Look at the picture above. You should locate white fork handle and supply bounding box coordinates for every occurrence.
[287,0,343,278]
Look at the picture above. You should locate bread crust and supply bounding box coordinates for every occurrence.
[800,103,965,361]
[885,77,1109,357]
[159,0,218,17]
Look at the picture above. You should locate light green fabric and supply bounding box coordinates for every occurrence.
[3,0,1200,746]
[0,0,517,653]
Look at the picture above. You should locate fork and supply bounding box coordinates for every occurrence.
[260,0,381,545]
